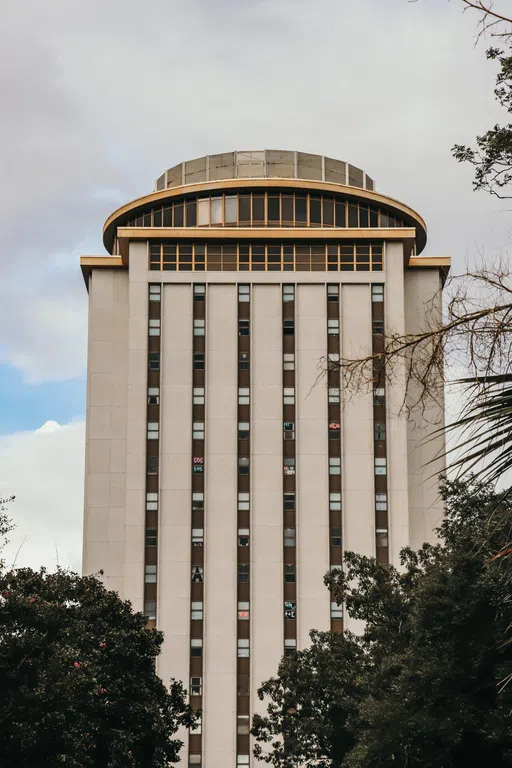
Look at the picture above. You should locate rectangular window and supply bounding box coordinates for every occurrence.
[330,527,342,547]
[329,457,341,475]
[238,457,250,475]
[374,387,385,405]
[144,600,156,620]
[329,422,341,439]
[283,388,295,405]
[284,458,295,475]
[225,195,237,224]
[238,422,250,440]
[284,564,296,583]
[237,715,250,734]
[147,455,159,475]
[376,528,389,547]
[238,564,250,582]
[327,319,339,335]
[197,199,209,226]
[148,387,160,405]
[239,352,250,370]
[191,639,203,657]
[328,388,340,404]
[372,320,384,335]
[145,564,157,583]
[190,676,202,695]
[372,284,384,302]
[284,638,297,655]
[329,492,341,511]
[149,352,160,371]
[327,285,339,302]
[210,197,223,224]
[193,353,205,370]
[149,319,161,337]
[192,566,204,583]
[193,388,205,405]
[310,196,322,225]
[331,602,343,619]
[375,423,386,441]
[193,319,205,336]
[284,527,296,546]
[239,319,250,336]
[284,493,295,511]
[191,601,203,620]
[193,284,206,301]
[238,492,250,511]
[237,756,250,767]
[192,528,204,547]
[283,285,295,302]
[146,492,158,512]
[376,492,387,511]
[284,422,295,441]
[189,756,201,767]
[375,458,387,475]
[268,195,280,223]
[193,422,205,440]
[149,284,161,302]
[238,601,250,620]
[238,284,250,302]
[238,528,250,547]
[238,387,250,405]
[284,600,296,619]
[192,492,204,510]
[283,320,295,335]
[283,353,295,371]
[145,527,157,546]
[147,422,159,440]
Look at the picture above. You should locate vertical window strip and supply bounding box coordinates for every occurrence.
[189,283,206,763]
[326,285,343,630]
[237,283,251,760]
[282,284,297,655]
[144,284,162,628]
[371,283,389,565]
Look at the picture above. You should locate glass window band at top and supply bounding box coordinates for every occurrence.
[125,191,406,230]
[149,241,384,272]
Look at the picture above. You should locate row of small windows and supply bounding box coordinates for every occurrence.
[126,192,405,230]
[149,282,384,301]
[148,241,384,272]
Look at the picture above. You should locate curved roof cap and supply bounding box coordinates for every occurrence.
[156,150,374,192]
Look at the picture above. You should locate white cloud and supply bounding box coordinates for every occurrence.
[0,420,85,572]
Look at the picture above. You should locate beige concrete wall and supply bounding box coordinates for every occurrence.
[123,242,149,612]
[296,284,330,648]
[385,244,410,563]
[250,284,283,716]
[83,268,129,596]
[404,269,446,548]
[341,284,374,604]
[158,283,193,761]
[203,285,238,768]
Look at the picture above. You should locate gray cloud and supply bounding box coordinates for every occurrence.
[1,0,510,381]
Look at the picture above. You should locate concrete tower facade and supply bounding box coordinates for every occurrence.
[80,150,449,768]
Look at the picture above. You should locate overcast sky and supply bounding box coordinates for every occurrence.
[1,0,510,571]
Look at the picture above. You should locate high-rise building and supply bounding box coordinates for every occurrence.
[81,150,449,768]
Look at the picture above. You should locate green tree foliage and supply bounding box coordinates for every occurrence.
[252,478,512,768]
[0,568,197,767]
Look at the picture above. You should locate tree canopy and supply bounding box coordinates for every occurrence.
[0,567,197,767]
[252,478,512,768]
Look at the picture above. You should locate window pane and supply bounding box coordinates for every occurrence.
[253,194,265,223]
[197,199,210,226]
[225,196,237,224]
[295,196,307,224]
[310,196,321,225]
[239,195,251,223]
[174,203,184,227]
[268,195,280,223]
[211,197,222,224]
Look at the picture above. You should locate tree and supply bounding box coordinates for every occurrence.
[252,478,512,768]
[0,567,197,767]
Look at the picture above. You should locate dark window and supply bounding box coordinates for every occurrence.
[284,493,295,511]
[174,202,184,227]
[295,196,307,224]
[147,456,159,475]
[238,564,250,583]
[283,320,294,336]
[284,564,296,583]
[238,458,250,475]
[239,320,250,336]
[268,196,281,223]
[359,206,369,228]
[373,320,384,335]
[310,196,321,225]
[282,196,294,224]
[143,212,152,227]
[253,194,265,223]
[330,528,342,547]
[239,353,250,370]
[186,200,197,227]
[190,641,203,657]
[335,201,346,227]
[329,422,341,440]
[153,209,162,227]
[193,353,205,370]
[146,527,157,546]
[239,196,251,224]
[348,204,359,227]
[375,423,386,441]
[163,207,172,227]
[369,207,379,227]
[149,353,160,371]
[323,198,334,226]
